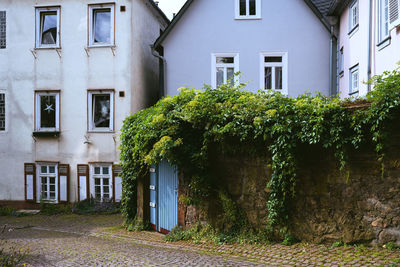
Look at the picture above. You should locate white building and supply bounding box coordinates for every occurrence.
[0,0,168,207]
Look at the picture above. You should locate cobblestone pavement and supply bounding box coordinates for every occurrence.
[1,214,400,266]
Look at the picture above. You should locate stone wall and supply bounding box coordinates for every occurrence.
[180,142,400,245]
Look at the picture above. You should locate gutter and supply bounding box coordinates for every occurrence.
[151,45,166,98]
[367,0,373,92]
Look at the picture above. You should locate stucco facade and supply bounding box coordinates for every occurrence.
[0,0,168,204]
[156,0,332,97]
[336,0,400,98]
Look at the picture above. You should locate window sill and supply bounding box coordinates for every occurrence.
[235,16,261,20]
[348,24,359,38]
[34,46,61,50]
[33,131,60,137]
[87,130,115,134]
[377,36,391,51]
[339,71,344,78]
[87,44,116,49]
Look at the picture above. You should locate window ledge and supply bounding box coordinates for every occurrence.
[377,36,391,51]
[349,90,359,96]
[235,16,261,20]
[348,24,359,38]
[339,71,344,78]
[87,45,116,49]
[35,47,61,50]
[87,131,115,134]
[33,131,60,137]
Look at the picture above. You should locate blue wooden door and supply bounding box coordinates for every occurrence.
[149,165,158,230]
[158,160,178,233]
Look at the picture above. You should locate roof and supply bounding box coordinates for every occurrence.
[145,0,170,26]
[153,0,332,49]
[327,0,353,15]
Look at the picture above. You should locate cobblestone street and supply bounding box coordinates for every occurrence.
[1,214,399,266]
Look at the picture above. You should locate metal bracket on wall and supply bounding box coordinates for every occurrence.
[30,49,37,59]
[110,46,116,56]
[84,47,90,57]
[55,48,62,59]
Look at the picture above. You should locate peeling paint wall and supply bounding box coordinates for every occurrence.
[0,0,167,202]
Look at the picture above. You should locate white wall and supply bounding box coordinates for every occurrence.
[0,0,166,202]
[162,0,331,97]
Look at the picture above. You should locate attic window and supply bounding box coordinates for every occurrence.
[35,7,60,48]
[236,0,261,19]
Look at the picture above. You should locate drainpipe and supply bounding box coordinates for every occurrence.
[151,45,166,98]
[367,0,373,92]
[329,25,338,96]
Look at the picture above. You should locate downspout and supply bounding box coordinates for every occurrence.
[367,0,373,92]
[329,25,334,96]
[151,45,166,98]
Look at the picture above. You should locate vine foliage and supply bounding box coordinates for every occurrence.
[120,68,400,230]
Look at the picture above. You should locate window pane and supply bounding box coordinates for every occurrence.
[95,186,101,193]
[50,185,55,192]
[216,57,234,64]
[216,67,224,87]
[103,193,109,199]
[227,68,235,86]
[93,95,110,128]
[50,192,55,199]
[102,167,109,175]
[264,67,272,89]
[0,93,5,131]
[249,0,256,15]
[95,178,101,185]
[50,177,55,184]
[94,167,101,174]
[103,178,109,185]
[240,0,246,15]
[41,191,47,199]
[41,184,47,192]
[275,67,282,90]
[0,11,6,49]
[41,166,47,174]
[93,9,111,44]
[103,186,109,193]
[41,11,57,45]
[49,166,55,173]
[40,95,56,128]
[265,57,282,63]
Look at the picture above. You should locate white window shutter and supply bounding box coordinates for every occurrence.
[113,165,122,202]
[24,163,36,202]
[389,0,400,29]
[77,164,89,202]
[58,164,69,203]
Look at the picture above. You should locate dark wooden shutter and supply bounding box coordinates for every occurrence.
[77,164,89,202]
[58,164,69,203]
[113,165,122,202]
[24,163,36,202]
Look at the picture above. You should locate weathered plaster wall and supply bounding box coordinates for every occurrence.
[0,0,166,203]
[180,143,400,245]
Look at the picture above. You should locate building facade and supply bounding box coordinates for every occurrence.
[331,0,400,97]
[154,0,336,98]
[0,0,168,206]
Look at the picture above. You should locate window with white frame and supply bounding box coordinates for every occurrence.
[0,11,6,49]
[0,92,5,131]
[378,0,390,43]
[39,164,57,202]
[91,165,112,202]
[88,4,115,47]
[211,53,239,88]
[349,0,359,32]
[35,91,60,132]
[88,91,114,132]
[235,0,261,19]
[35,7,60,48]
[260,52,288,95]
[339,47,344,75]
[349,65,359,95]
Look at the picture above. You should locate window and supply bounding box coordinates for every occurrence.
[339,47,344,75]
[0,11,5,49]
[349,65,359,96]
[378,0,390,43]
[88,4,115,47]
[235,0,261,19]
[349,0,359,33]
[211,53,239,88]
[389,0,400,29]
[39,164,57,202]
[35,91,60,132]
[260,52,288,95]
[88,91,114,132]
[91,165,112,202]
[0,93,4,131]
[35,7,60,48]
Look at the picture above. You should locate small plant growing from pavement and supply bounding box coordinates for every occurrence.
[0,225,27,267]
